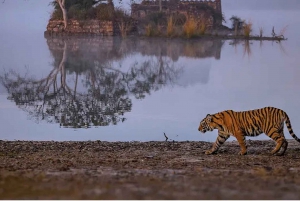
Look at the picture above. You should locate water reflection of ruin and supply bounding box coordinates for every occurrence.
[46,36,224,62]
[120,37,223,61]
[0,37,223,129]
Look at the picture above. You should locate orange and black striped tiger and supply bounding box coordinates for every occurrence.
[198,107,300,156]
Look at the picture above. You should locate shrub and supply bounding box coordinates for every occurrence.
[230,15,244,36]
[259,26,264,38]
[145,23,156,37]
[95,3,114,20]
[85,7,97,19]
[198,20,207,35]
[230,15,244,30]
[118,20,133,38]
[68,5,87,20]
[183,18,197,38]
[50,9,63,20]
[243,20,253,38]
[167,16,175,37]
[114,7,134,37]
[50,0,98,20]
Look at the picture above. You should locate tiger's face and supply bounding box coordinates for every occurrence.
[198,114,214,133]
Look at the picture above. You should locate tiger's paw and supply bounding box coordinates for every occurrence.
[205,150,214,155]
[238,151,247,155]
[271,151,285,156]
[274,152,285,156]
[204,149,216,155]
[270,149,279,155]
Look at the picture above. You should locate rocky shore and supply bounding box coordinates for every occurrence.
[1,139,300,199]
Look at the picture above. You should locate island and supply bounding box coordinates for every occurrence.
[44,0,286,41]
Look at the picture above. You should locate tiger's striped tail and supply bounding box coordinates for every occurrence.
[285,113,300,143]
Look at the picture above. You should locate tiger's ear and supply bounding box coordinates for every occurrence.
[206,114,212,122]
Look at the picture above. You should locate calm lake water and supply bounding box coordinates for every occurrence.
[0,9,300,142]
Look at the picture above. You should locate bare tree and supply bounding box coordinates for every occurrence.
[55,0,68,29]
[230,15,244,36]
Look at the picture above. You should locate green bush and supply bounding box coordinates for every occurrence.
[50,9,63,20]
[145,12,167,26]
[95,3,114,20]
[85,7,97,19]
[68,5,87,20]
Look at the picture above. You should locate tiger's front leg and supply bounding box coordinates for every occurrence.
[205,133,229,155]
[235,132,247,155]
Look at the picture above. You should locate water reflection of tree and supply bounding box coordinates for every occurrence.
[229,39,288,58]
[229,39,252,57]
[0,39,181,128]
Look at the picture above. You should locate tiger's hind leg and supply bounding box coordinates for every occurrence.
[276,139,288,156]
[267,129,286,155]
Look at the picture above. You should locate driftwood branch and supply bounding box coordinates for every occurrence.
[164,132,168,141]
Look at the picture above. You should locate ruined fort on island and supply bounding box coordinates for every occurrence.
[45,0,224,36]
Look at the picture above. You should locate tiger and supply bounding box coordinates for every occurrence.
[198,106,300,156]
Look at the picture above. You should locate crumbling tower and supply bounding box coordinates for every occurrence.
[215,0,222,14]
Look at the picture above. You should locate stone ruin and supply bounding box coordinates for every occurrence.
[45,0,223,36]
[131,0,222,27]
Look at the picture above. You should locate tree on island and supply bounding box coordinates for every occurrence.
[54,0,68,29]
[50,0,115,29]
[229,15,244,35]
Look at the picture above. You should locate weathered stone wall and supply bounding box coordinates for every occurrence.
[45,19,137,36]
[45,20,114,36]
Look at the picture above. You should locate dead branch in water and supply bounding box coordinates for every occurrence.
[164,132,168,141]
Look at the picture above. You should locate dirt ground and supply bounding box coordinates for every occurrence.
[1,139,300,199]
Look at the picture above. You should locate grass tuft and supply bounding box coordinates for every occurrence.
[183,18,197,38]
[145,23,155,37]
[243,20,253,38]
[167,16,175,37]
[259,26,264,38]
[278,25,288,38]
[198,20,207,35]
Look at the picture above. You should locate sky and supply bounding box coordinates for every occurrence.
[222,0,300,10]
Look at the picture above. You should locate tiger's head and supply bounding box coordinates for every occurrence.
[198,114,215,133]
